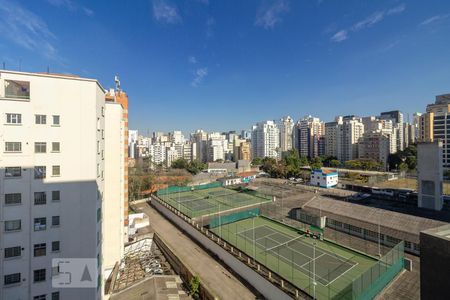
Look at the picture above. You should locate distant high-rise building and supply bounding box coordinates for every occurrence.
[170,130,185,144]
[296,116,324,159]
[192,129,208,162]
[324,117,342,158]
[419,94,450,168]
[380,110,404,151]
[337,116,365,161]
[208,132,227,162]
[279,116,294,152]
[251,120,280,159]
[240,129,251,140]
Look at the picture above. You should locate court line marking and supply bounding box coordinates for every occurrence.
[264,235,305,252]
[236,225,356,285]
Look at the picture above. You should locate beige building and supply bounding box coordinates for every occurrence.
[279,116,294,152]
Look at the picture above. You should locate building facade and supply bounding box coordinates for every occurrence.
[295,116,324,159]
[0,70,126,300]
[251,121,280,159]
[279,116,294,152]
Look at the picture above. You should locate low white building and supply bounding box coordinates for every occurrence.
[310,169,338,188]
[217,177,242,186]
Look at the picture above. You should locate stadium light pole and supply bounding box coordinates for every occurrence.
[252,213,256,263]
[378,208,381,257]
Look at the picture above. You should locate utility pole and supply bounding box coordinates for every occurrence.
[253,214,256,263]
[313,242,317,300]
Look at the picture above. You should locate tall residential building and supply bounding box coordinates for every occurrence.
[128,129,138,159]
[324,117,342,158]
[419,94,450,168]
[165,146,179,167]
[169,130,185,144]
[380,110,404,151]
[358,131,392,169]
[279,116,294,152]
[337,116,365,162]
[148,143,166,165]
[251,120,280,159]
[208,132,227,162]
[0,70,126,300]
[295,116,324,158]
[192,129,208,163]
[233,138,251,161]
[413,112,422,141]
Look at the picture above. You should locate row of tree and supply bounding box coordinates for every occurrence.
[171,158,207,175]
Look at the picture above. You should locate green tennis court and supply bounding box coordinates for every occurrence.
[211,217,379,300]
[158,186,272,218]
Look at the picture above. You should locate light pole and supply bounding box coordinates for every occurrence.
[252,214,256,263]
[313,242,317,300]
[378,208,381,257]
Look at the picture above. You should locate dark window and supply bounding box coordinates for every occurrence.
[5,167,21,177]
[52,216,60,226]
[34,218,46,231]
[52,191,60,201]
[4,246,21,258]
[34,166,46,179]
[35,115,46,124]
[53,115,60,125]
[34,142,47,153]
[34,192,46,205]
[4,220,21,231]
[34,243,46,257]
[52,241,60,252]
[6,113,22,124]
[52,292,60,300]
[33,269,46,282]
[33,295,46,300]
[52,142,60,152]
[5,193,21,205]
[5,142,21,152]
[4,273,21,285]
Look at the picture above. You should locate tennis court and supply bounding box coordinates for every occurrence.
[158,186,272,218]
[237,225,356,285]
[211,217,379,300]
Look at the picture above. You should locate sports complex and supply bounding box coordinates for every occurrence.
[156,182,405,300]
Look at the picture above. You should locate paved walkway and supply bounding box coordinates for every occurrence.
[133,202,257,300]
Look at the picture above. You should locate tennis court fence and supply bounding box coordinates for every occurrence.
[157,182,223,196]
[209,208,261,229]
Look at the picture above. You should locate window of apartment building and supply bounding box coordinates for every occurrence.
[404,241,412,249]
[5,220,21,232]
[34,243,46,257]
[52,291,60,300]
[34,192,47,205]
[97,140,100,154]
[386,235,401,245]
[6,113,22,124]
[35,114,46,124]
[33,295,46,300]
[52,191,60,202]
[52,216,60,227]
[5,166,21,177]
[34,166,46,179]
[52,241,60,252]
[33,269,46,283]
[5,193,21,205]
[5,80,30,99]
[102,129,104,139]
[4,246,21,258]
[5,142,21,152]
[97,208,101,222]
[34,218,46,231]
[101,107,105,116]
[53,115,60,126]
[52,142,60,152]
[4,273,21,285]
[52,265,60,277]
[35,142,47,153]
[52,165,60,177]
[97,164,100,177]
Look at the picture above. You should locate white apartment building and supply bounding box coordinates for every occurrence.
[279,116,294,152]
[208,132,227,162]
[336,116,365,162]
[165,147,179,167]
[169,131,185,145]
[324,118,342,158]
[148,144,166,166]
[192,130,208,163]
[380,110,404,151]
[0,70,126,300]
[251,121,280,159]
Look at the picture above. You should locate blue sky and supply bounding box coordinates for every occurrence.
[1,0,450,134]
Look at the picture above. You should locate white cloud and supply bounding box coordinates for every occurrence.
[331,30,348,42]
[152,0,181,24]
[46,0,94,16]
[387,4,406,15]
[352,11,385,31]
[420,14,450,26]
[0,0,59,59]
[188,56,197,64]
[206,16,215,38]
[331,3,406,43]
[255,0,290,29]
[191,67,208,87]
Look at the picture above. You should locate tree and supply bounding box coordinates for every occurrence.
[309,157,323,170]
[186,160,207,175]
[251,157,263,166]
[188,276,201,299]
[171,158,189,169]
[329,159,341,168]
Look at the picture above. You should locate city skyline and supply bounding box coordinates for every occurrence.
[0,1,449,132]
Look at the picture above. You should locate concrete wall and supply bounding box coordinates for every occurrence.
[151,197,298,300]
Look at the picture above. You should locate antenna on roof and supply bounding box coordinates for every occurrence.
[114,75,121,91]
